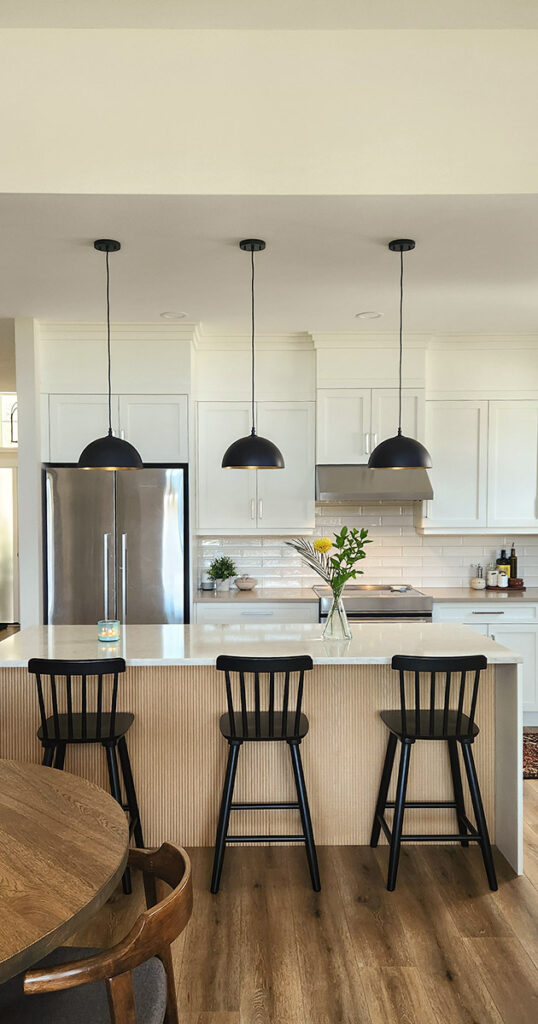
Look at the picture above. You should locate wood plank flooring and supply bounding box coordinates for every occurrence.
[73,780,538,1024]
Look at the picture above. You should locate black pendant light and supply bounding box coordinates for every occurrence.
[78,240,143,470]
[222,240,284,469]
[368,239,431,469]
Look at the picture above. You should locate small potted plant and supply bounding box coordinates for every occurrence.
[207,555,238,592]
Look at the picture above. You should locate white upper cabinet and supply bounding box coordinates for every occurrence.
[316,389,371,463]
[118,395,188,464]
[256,403,315,530]
[196,401,315,533]
[487,401,538,530]
[422,400,488,530]
[316,387,424,464]
[49,394,119,463]
[196,402,256,531]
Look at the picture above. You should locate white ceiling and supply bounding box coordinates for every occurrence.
[1,1,537,29]
[1,193,537,334]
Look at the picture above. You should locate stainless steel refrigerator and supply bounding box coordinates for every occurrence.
[43,466,189,625]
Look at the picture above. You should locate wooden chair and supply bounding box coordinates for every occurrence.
[210,654,320,894]
[0,843,192,1024]
[28,656,143,894]
[370,654,497,892]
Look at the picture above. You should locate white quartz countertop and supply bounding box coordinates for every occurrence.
[195,587,318,603]
[0,624,521,667]
[423,587,538,602]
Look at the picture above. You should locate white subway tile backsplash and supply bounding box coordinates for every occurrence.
[195,504,537,590]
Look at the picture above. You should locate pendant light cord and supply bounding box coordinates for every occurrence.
[398,248,404,436]
[250,247,256,436]
[106,249,112,437]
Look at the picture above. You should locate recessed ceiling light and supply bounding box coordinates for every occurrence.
[355,311,382,320]
[160,311,187,320]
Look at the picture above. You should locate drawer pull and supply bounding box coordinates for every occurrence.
[240,610,273,617]
[472,611,504,615]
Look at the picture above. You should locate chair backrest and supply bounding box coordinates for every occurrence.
[391,654,487,738]
[28,657,126,741]
[216,654,313,739]
[24,843,193,1024]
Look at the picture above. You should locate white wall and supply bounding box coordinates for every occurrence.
[0,29,537,195]
[0,320,15,392]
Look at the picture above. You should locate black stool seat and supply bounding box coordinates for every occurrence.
[219,710,310,742]
[371,653,497,893]
[211,654,320,894]
[380,709,479,741]
[38,711,134,743]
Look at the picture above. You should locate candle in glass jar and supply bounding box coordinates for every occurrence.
[97,619,120,642]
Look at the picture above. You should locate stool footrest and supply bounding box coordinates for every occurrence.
[226,834,306,843]
[378,812,482,845]
[385,800,457,809]
[230,801,300,810]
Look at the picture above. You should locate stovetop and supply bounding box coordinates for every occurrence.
[313,584,433,616]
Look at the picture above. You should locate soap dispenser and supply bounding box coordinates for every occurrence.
[470,564,486,590]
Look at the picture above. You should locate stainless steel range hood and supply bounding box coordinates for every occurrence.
[315,464,433,503]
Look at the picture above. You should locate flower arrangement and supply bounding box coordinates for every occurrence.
[287,526,371,639]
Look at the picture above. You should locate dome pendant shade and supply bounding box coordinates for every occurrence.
[368,429,431,469]
[79,430,144,470]
[222,430,285,469]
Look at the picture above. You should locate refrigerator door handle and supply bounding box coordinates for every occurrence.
[121,532,128,623]
[103,532,111,619]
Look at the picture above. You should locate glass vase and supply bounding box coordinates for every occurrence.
[322,592,352,641]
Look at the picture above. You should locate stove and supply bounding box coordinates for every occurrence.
[313,584,433,622]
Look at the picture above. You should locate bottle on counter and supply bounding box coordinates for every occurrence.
[498,570,509,589]
[496,549,511,579]
[470,564,486,590]
[510,543,518,579]
[486,565,498,588]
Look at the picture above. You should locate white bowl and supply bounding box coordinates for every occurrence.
[234,577,258,591]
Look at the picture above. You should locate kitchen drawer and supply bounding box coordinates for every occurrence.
[195,601,319,624]
[433,602,538,624]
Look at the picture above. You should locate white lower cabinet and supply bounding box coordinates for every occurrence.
[195,602,319,624]
[196,401,315,533]
[433,602,538,713]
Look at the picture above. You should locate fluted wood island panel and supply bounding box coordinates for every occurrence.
[0,625,522,870]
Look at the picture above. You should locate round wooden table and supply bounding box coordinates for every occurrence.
[0,760,129,983]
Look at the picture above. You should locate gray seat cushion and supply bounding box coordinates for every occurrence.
[0,946,167,1023]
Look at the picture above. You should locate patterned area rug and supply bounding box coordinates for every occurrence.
[523,729,538,779]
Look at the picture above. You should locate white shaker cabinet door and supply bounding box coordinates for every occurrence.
[316,389,372,463]
[371,388,424,447]
[49,394,119,463]
[423,400,488,529]
[119,395,188,463]
[196,402,256,530]
[487,401,538,529]
[488,623,538,712]
[256,402,315,530]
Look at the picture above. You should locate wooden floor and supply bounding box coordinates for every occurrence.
[74,780,538,1024]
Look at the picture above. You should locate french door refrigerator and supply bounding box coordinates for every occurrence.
[43,466,189,625]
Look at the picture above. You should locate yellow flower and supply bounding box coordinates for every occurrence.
[314,537,332,554]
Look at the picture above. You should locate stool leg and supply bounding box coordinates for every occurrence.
[370,732,398,847]
[54,743,66,771]
[117,736,144,848]
[210,743,240,894]
[105,742,132,896]
[42,745,55,767]
[448,738,469,848]
[387,740,412,892]
[460,741,498,891]
[289,741,321,892]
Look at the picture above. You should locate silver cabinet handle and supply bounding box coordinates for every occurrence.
[364,432,370,455]
[373,433,378,446]
[258,498,263,520]
[103,533,110,618]
[240,610,273,616]
[472,611,504,615]
[120,429,125,440]
[250,498,256,520]
[121,533,127,623]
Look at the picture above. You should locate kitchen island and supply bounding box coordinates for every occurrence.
[0,623,523,872]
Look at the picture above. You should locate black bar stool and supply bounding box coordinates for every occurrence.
[370,654,497,892]
[28,657,144,894]
[210,654,320,894]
